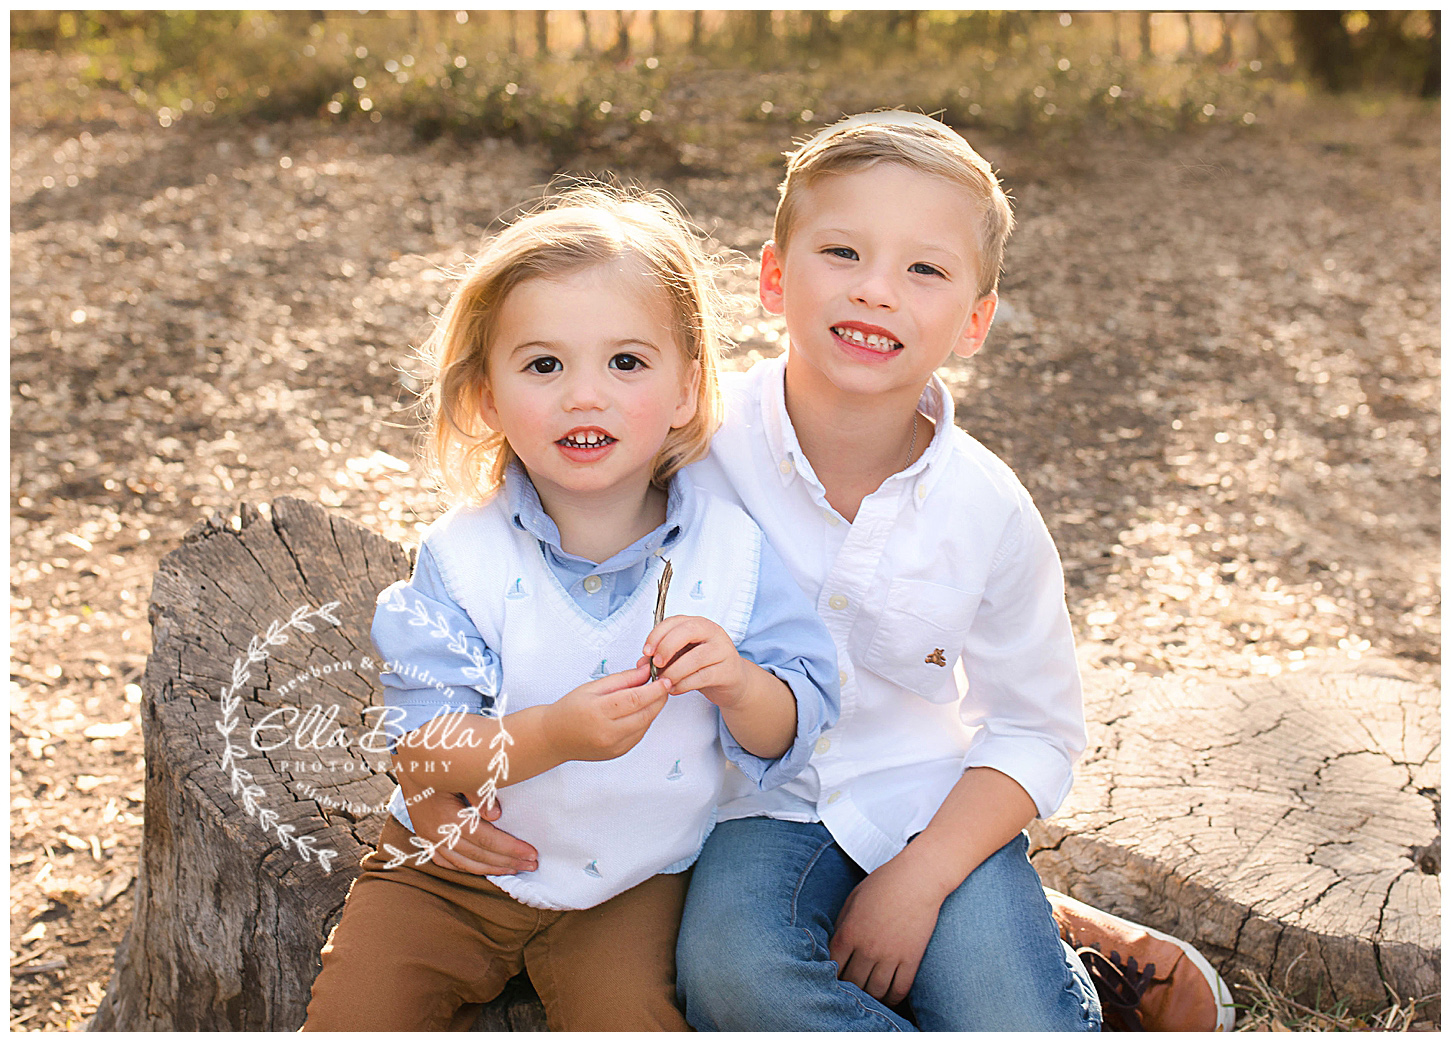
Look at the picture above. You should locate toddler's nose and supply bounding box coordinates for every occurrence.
[561,373,608,411]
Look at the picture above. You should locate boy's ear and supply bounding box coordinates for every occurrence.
[671,360,701,429]
[759,240,786,316]
[953,290,998,360]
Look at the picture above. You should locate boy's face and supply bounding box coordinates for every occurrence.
[761,162,997,404]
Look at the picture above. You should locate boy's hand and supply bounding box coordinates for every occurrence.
[830,854,949,1007]
[543,662,670,763]
[643,615,747,709]
[400,784,538,876]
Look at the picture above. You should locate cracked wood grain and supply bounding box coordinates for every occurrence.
[1028,663,1439,1019]
[91,498,416,1031]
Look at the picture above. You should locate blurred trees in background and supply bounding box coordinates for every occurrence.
[9,10,1439,156]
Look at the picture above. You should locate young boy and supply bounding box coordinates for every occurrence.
[401,113,1236,1031]
[669,111,1234,1032]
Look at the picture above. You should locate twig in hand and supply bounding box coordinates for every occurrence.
[651,559,673,680]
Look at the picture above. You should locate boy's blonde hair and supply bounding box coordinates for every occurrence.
[774,111,1015,300]
[421,185,726,506]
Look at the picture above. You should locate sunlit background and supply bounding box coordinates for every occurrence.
[9,11,1440,1033]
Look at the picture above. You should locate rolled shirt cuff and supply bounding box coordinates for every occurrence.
[717,663,825,791]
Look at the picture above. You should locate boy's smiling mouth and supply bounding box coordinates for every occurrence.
[830,323,903,353]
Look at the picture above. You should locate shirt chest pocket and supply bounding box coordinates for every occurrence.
[860,579,983,702]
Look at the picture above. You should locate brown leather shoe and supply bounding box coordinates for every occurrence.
[1047,889,1236,1031]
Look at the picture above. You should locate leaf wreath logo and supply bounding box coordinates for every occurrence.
[216,602,345,874]
[376,586,514,869]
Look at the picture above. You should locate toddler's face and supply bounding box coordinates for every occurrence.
[480,260,698,507]
[762,162,997,403]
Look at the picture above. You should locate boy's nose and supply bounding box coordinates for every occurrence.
[849,268,898,310]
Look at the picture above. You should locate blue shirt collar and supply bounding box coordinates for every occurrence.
[501,459,692,574]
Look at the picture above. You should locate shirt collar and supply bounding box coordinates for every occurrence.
[502,459,692,572]
[759,351,956,509]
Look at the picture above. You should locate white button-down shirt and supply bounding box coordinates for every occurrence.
[688,354,1086,874]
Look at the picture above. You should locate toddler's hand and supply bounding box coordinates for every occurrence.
[544,662,670,763]
[402,786,538,876]
[643,615,747,710]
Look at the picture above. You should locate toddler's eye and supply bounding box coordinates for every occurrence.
[610,353,647,371]
[910,262,946,277]
[824,246,859,260]
[525,356,561,374]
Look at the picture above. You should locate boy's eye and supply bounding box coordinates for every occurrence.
[910,262,946,277]
[609,353,647,372]
[525,357,561,374]
[824,246,859,261]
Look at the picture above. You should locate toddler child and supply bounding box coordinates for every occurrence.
[302,187,839,1031]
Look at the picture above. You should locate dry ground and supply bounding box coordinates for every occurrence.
[9,51,1439,1030]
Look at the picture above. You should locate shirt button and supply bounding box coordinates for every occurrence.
[828,594,848,611]
[779,459,794,476]
[822,509,839,526]
[838,669,849,686]
[827,791,842,805]
[815,736,831,754]
[917,485,928,499]
[582,575,603,594]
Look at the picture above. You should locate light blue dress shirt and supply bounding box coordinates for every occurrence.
[372,462,841,789]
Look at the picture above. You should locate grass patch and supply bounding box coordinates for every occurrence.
[13,10,1293,163]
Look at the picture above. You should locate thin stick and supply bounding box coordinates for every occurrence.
[650,559,673,680]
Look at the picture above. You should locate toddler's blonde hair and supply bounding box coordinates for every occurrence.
[421,185,726,506]
[774,111,1015,300]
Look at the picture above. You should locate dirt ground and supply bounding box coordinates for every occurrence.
[9,50,1439,1030]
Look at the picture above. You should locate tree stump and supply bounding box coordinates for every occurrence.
[89,497,547,1031]
[1028,663,1440,1021]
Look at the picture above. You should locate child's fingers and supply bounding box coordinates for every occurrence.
[642,615,720,666]
[614,683,670,734]
[584,661,652,695]
[658,644,726,695]
[602,677,671,720]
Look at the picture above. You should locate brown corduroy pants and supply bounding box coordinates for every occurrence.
[303,817,691,1031]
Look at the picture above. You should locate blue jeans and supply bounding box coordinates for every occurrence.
[677,819,1101,1031]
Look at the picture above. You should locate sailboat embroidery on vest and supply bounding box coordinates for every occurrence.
[690,580,705,599]
[583,860,602,878]
[590,659,608,678]
[505,577,527,599]
[666,759,683,781]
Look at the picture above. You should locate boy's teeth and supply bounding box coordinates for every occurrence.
[833,326,900,350]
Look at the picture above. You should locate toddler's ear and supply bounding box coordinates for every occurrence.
[758,241,786,315]
[671,360,701,429]
[478,382,501,430]
[953,290,998,360]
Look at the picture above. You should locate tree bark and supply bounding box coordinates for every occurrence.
[1028,662,1440,1018]
[88,498,551,1030]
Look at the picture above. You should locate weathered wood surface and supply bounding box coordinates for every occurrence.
[90,496,547,1032]
[93,497,1438,1029]
[1028,663,1440,1019]
[88,497,390,1030]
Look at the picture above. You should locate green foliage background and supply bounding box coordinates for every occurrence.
[11,11,1439,161]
